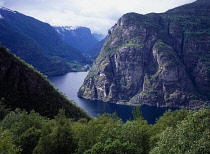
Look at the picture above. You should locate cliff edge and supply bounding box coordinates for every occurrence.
[78,0,210,107]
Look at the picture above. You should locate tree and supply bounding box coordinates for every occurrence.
[33,110,77,154]
[87,110,150,154]
[132,106,143,120]
[85,139,138,154]
[0,98,10,121]
[0,109,46,153]
[18,127,41,154]
[0,128,21,154]
[120,120,150,153]
[150,108,210,154]
[149,109,189,149]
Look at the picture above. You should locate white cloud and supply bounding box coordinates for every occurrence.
[0,0,4,6]
[1,0,196,35]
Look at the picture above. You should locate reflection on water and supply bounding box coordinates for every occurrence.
[49,72,177,124]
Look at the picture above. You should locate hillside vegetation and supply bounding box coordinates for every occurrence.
[0,46,89,119]
[0,105,209,153]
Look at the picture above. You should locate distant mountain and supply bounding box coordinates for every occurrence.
[86,37,106,58]
[0,7,87,76]
[54,26,99,54]
[0,20,71,76]
[92,33,106,41]
[0,45,89,119]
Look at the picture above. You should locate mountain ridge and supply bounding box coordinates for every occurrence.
[54,26,99,55]
[0,45,89,119]
[0,7,87,76]
[78,0,210,108]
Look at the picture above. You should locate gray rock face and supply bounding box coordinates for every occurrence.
[78,0,210,107]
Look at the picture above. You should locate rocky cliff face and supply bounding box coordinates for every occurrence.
[78,0,210,107]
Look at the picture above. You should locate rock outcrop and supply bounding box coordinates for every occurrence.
[78,0,210,107]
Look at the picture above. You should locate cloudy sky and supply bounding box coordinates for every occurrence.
[0,0,196,35]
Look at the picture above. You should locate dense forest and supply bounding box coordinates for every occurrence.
[0,46,89,120]
[0,105,210,154]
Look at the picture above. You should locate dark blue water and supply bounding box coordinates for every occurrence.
[49,72,177,124]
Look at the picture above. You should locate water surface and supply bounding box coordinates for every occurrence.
[49,72,177,124]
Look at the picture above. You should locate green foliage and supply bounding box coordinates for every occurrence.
[153,40,182,67]
[0,107,210,153]
[85,139,139,154]
[49,110,76,154]
[1,110,45,135]
[0,46,90,120]
[0,109,45,154]
[100,45,120,58]
[123,43,144,48]
[132,106,143,120]
[34,119,77,154]
[0,128,21,154]
[0,98,10,121]
[72,114,121,153]
[149,109,190,149]
[151,108,210,154]
[142,90,159,95]
[18,127,41,154]
[83,110,150,154]
[120,120,150,153]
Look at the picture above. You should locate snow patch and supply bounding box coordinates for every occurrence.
[64,26,79,31]
[56,26,80,31]
[56,29,61,33]
[0,14,3,19]
[56,29,64,37]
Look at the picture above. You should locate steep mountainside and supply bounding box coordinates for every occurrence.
[0,23,71,76]
[54,26,99,54]
[78,0,210,108]
[86,37,106,58]
[92,33,106,41]
[0,46,89,120]
[0,7,87,76]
